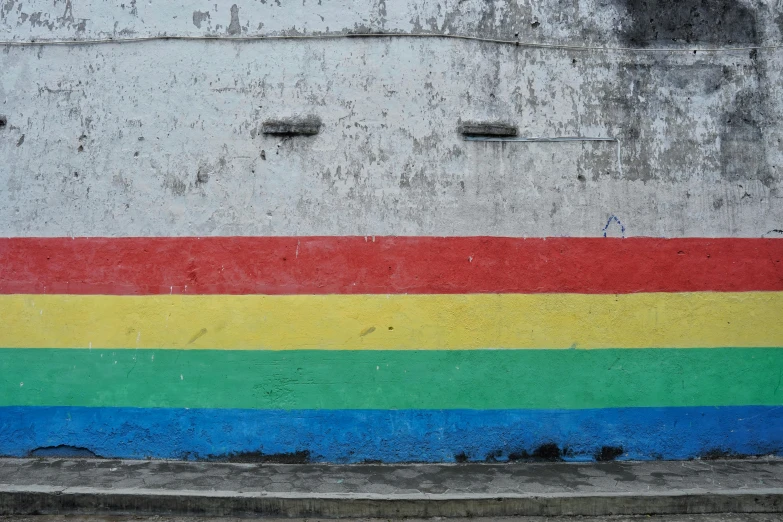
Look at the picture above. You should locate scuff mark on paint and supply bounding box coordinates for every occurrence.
[126,356,138,378]
[187,328,208,345]
[360,326,376,337]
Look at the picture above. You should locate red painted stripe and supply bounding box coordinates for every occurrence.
[0,237,781,295]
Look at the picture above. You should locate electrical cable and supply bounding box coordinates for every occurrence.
[0,31,779,52]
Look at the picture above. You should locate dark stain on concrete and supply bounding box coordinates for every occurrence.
[196,167,209,185]
[227,4,241,35]
[434,0,528,41]
[454,452,469,463]
[617,0,758,46]
[598,462,640,482]
[192,10,210,29]
[164,175,187,196]
[720,88,773,187]
[599,60,763,184]
[399,171,410,188]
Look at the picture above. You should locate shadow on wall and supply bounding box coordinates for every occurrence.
[617,0,758,45]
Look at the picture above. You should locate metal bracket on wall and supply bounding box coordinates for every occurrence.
[463,136,622,176]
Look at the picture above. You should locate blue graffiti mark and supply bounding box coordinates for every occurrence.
[603,215,626,238]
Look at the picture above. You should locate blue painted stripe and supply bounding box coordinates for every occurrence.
[1,406,781,462]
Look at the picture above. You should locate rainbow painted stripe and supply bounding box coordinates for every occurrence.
[1,236,782,462]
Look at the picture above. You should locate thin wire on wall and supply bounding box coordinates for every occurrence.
[0,32,779,53]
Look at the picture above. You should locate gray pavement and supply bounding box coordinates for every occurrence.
[0,513,783,522]
[1,458,782,517]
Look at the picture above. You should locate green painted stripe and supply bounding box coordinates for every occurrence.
[2,348,782,410]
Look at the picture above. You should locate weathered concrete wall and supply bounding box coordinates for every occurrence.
[1,1,783,463]
[2,0,783,237]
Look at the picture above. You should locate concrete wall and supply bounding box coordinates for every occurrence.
[1,0,783,463]
[2,0,783,237]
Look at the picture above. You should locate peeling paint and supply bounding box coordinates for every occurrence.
[227,4,241,35]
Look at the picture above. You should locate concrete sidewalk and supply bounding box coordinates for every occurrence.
[0,458,781,517]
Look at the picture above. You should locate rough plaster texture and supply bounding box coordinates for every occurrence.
[1,1,783,237]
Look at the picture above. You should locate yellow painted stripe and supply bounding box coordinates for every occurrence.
[3,292,782,350]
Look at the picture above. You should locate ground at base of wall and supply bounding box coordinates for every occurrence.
[0,513,783,522]
[2,457,783,517]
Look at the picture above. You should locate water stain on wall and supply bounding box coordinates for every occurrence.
[617,0,758,46]
[227,4,241,35]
